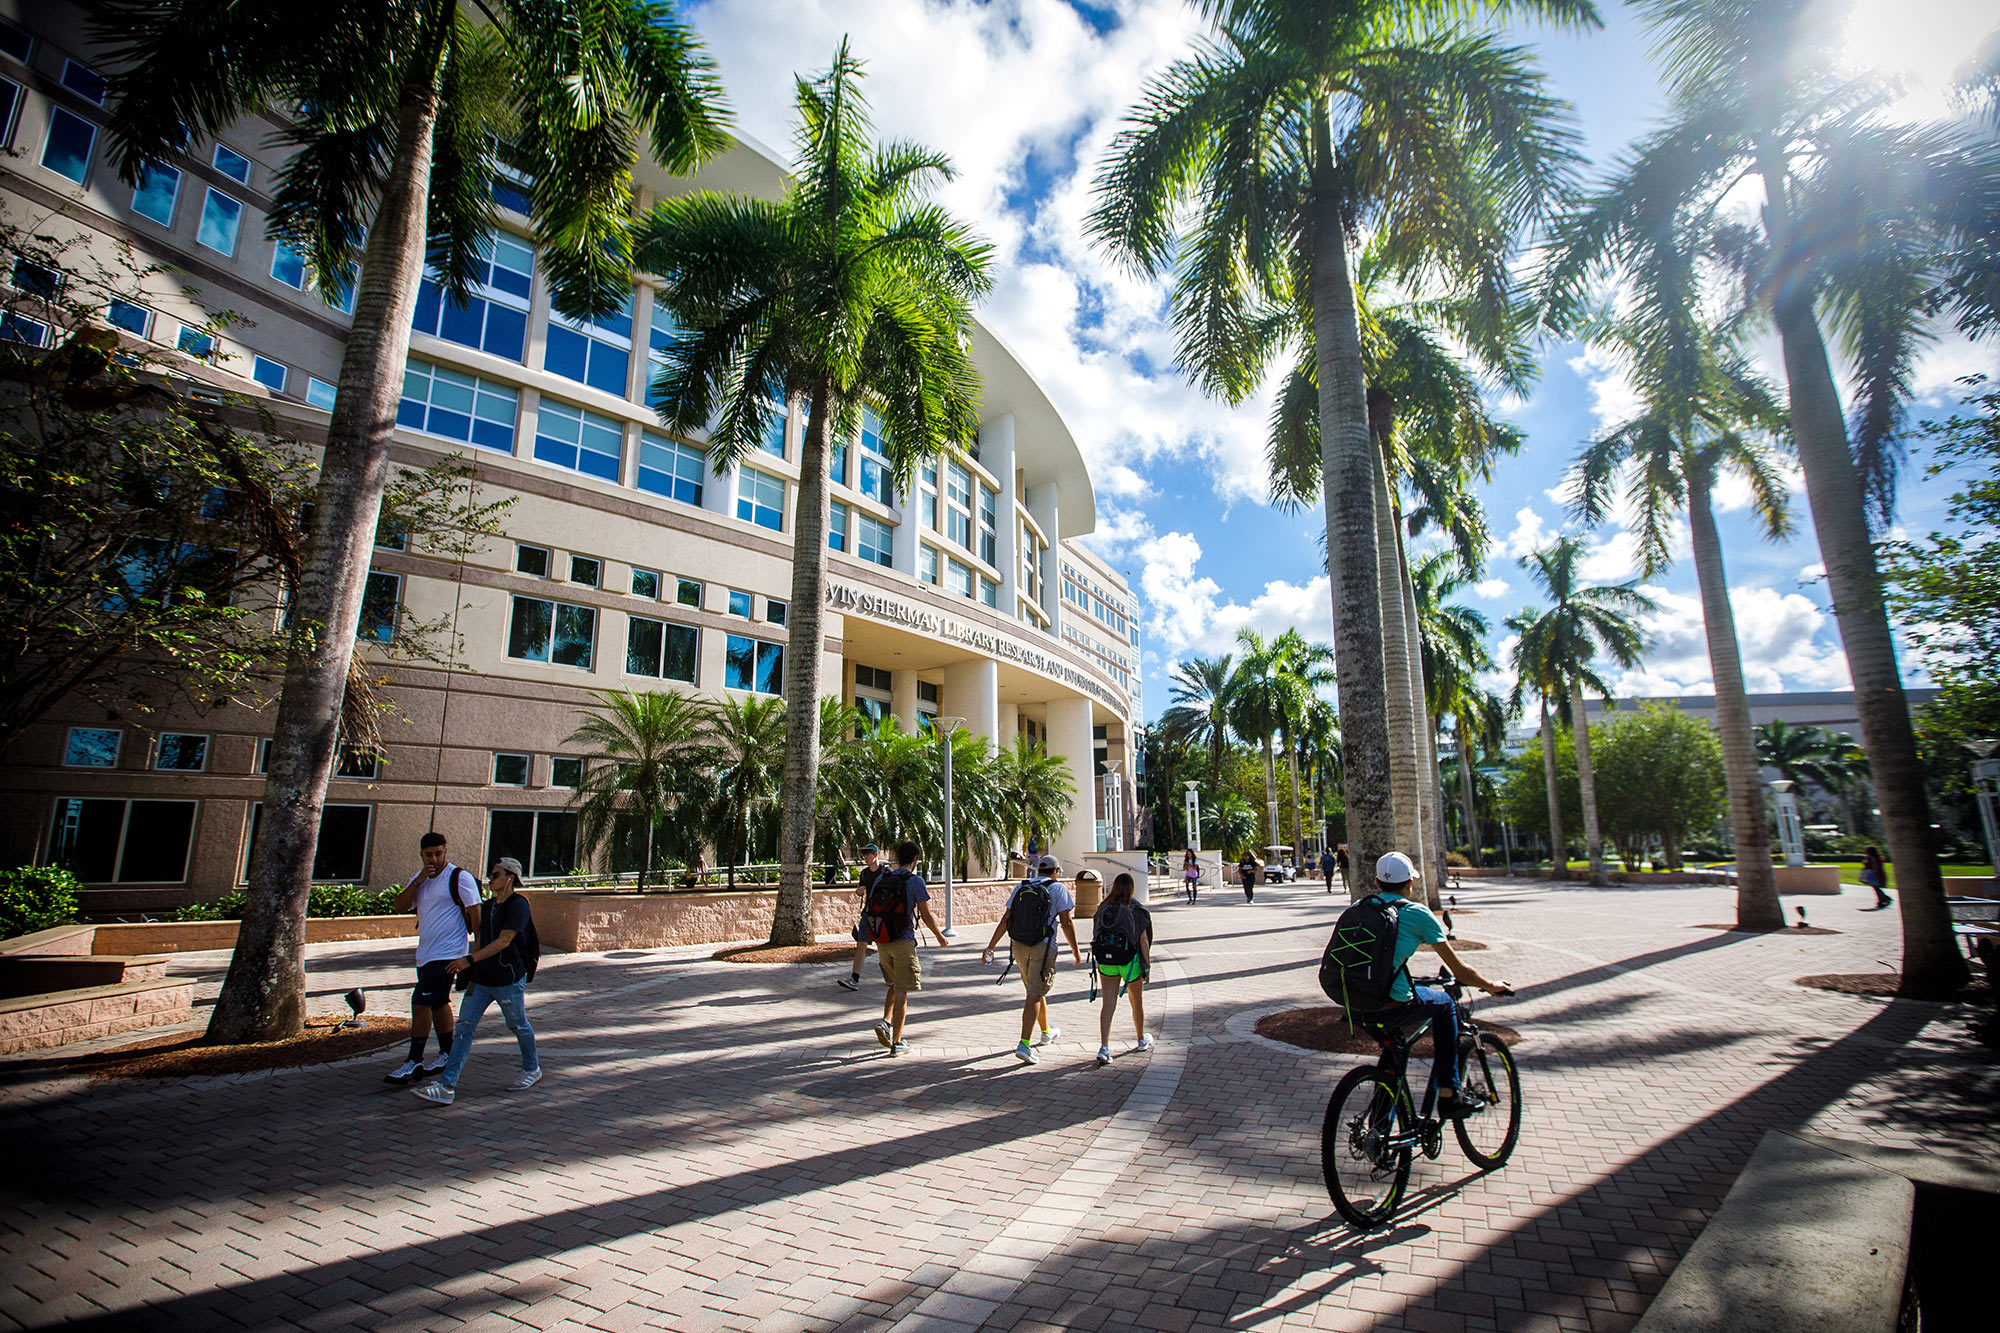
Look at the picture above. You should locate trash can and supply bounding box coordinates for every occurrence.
[1073,868,1103,920]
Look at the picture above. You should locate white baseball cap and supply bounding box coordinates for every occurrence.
[1375,852,1420,884]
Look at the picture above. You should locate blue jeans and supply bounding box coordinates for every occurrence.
[438,981,536,1087]
[1372,983,1461,1100]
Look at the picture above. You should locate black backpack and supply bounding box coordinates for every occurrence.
[1091,902,1139,967]
[516,900,541,984]
[1006,878,1056,945]
[1319,893,1406,1014]
[472,895,541,986]
[860,868,913,943]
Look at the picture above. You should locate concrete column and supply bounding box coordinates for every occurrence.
[981,413,1018,613]
[514,386,540,462]
[941,658,998,744]
[1044,696,1095,867]
[890,668,919,733]
[890,508,918,578]
[628,284,655,405]
[701,459,738,522]
[1026,480,1060,634]
[998,701,1019,745]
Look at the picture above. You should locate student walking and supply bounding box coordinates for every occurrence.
[1237,850,1260,903]
[1319,848,1337,893]
[411,857,541,1105]
[838,844,884,991]
[1182,849,1200,904]
[860,841,950,1054]
[1860,846,1891,909]
[1092,872,1154,1064]
[982,853,1082,1064]
[384,831,481,1085]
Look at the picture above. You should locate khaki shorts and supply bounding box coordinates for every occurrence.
[877,937,921,991]
[1011,939,1059,1000]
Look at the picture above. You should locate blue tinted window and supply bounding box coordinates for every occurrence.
[131,162,179,225]
[357,570,398,643]
[106,299,150,337]
[533,399,621,481]
[65,728,121,767]
[728,590,751,618]
[307,377,338,410]
[211,143,251,184]
[250,355,287,393]
[736,467,784,532]
[400,358,517,451]
[196,189,242,256]
[177,325,214,359]
[270,241,307,289]
[41,106,95,183]
[491,174,531,214]
[726,636,782,694]
[636,433,704,506]
[60,60,108,104]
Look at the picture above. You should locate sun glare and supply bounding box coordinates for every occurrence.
[1839,0,1998,121]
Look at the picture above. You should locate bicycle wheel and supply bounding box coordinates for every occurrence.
[1322,1066,1413,1229]
[1452,1032,1521,1170]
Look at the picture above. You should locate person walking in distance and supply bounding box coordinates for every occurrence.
[1320,847,1337,893]
[1182,848,1200,904]
[1859,846,1892,910]
[860,840,950,1054]
[1237,849,1261,903]
[982,853,1082,1064]
[410,857,541,1105]
[384,831,481,1085]
[1092,872,1154,1065]
[838,844,884,991]
[1336,844,1350,893]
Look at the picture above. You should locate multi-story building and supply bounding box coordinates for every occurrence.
[0,5,1141,913]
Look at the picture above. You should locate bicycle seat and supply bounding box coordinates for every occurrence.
[1353,1012,1432,1046]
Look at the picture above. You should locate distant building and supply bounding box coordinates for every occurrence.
[1579,689,1939,740]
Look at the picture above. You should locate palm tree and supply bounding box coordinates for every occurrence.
[1516,537,1654,885]
[1297,696,1341,854]
[1508,606,1579,879]
[95,0,729,1042]
[1089,0,1596,886]
[1229,630,1291,856]
[1161,654,1238,800]
[1448,690,1509,868]
[990,738,1078,860]
[813,697,875,863]
[1540,0,1995,994]
[706,696,786,889]
[565,690,715,891]
[1566,283,1793,928]
[639,43,990,946]
[1412,550,1496,871]
[1270,629,1335,861]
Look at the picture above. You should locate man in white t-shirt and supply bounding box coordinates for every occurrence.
[981,854,1081,1064]
[384,831,481,1085]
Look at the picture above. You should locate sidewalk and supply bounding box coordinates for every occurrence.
[1,878,1992,1331]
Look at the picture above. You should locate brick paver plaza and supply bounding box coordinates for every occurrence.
[3,877,1995,1331]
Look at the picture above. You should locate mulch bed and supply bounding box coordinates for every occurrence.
[713,942,855,964]
[1255,1006,1523,1056]
[75,1014,406,1080]
[1421,939,1485,951]
[1693,923,1842,936]
[1796,972,1994,1004]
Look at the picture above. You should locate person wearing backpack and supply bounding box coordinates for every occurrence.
[384,831,482,1085]
[980,853,1082,1065]
[862,840,951,1055]
[1320,852,1510,1118]
[1091,872,1154,1065]
[837,844,884,992]
[411,857,541,1105]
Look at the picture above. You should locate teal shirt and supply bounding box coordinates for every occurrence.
[1380,893,1446,1002]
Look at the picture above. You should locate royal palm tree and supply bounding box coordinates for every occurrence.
[1270,629,1335,860]
[1229,630,1293,856]
[639,44,990,945]
[1566,284,1793,929]
[1516,537,1654,885]
[1161,654,1238,798]
[1089,0,1596,884]
[1448,689,1509,868]
[1508,606,1580,879]
[813,697,875,863]
[990,738,1078,861]
[1539,0,1997,994]
[1412,549,1495,873]
[706,695,786,889]
[565,690,715,891]
[95,0,729,1042]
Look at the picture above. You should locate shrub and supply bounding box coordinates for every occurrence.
[169,885,400,922]
[1445,851,1471,868]
[0,865,82,939]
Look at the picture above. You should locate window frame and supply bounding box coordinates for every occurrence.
[48,796,199,885]
[485,807,579,881]
[492,752,531,787]
[723,633,784,696]
[515,543,551,578]
[624,613,699,684]
[569,554,601,589]
[532,397,623,481]
[40,105,97,184]
[549,756,584,790]
[506,593,597,669]
[398,358,519,453]
[130,160,180,227]
[856,513,894,569]
[153,732,209,772]
[63,727,121,769]
[240,800,372,883]
[736,465,785,532]
[195,186,244,257]
[250,354,287,394]
[636,432,705,506]
[210,142,251,184]
[630,568,661,600]
[106,298,152,339]
[357,569,400,644]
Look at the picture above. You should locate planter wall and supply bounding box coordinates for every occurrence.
[88,915,417,955]
[520,879,1024,952]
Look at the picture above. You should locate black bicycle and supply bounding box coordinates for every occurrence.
[1320,972,1522,1229]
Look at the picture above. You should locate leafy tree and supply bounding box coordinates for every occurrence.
[1499,723,1579,852]
[0,865,81,939]
[989,737,1077,860]
[1162,654,1239,801]
[1229,630,1292,855]
[565,690,715,891]
[639,43,990,945]
[1209,791,1258,861]
[1539,0,1998,995]
[1269,629,1335,863]
[1089,0,1596,886]
[1513,537,1653,884]
[1592,704,1726,870]
[705,695,786,889]
[96,0,730,1041]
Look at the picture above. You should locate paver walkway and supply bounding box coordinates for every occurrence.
[2,878,1994,1332]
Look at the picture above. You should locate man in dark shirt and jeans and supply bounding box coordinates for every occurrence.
[839,843,884,992]
[411,857,540,1106]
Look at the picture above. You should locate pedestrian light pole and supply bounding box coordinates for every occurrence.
[1966,738,2000,875]
[937,715,966,937]
[1183,780,1201,852]
[1769,779,1806,867]
[1103,759,1124,851]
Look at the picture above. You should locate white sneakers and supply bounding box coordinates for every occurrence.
[1137,1035,1156,1053]
[509,1068,543,1091]
[1035,1026,1060,1046]
[1096,1046,1113,1065]
[383,1059,420,1085]
[873,1019,893,1049]
[1015,1042,1039,1064]
[410,1082,454,1105]
[420,1052,451,1074]
[1095,1036,1155,1065]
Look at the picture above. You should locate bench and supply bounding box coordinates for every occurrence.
[1948,898,1998,959]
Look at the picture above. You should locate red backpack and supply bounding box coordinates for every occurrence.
[859,868,913,943]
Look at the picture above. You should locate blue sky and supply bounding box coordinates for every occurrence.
[683,0,2000,722]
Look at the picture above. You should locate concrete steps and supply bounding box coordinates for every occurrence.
[0,954,170,998]
[0,978,195,1055]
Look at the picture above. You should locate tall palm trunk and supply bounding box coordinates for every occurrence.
[1309,138,1393,894]
[1283,719,1305,864]
[1756,150,1966,996]
[1570,677,1607,884]
[1457,730,1480,869]
[1540,698,1567,880]
[1374,448,1424,866]
[207,64,443,1044]
[1260,734,1281,854]
[770,382,834,945]
[1687,475,1783,930]
[1397,543,1447,905]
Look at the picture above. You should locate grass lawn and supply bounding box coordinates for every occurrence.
[1820,860,1996,887]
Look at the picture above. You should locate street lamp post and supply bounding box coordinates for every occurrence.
[1183,780,1201,852]
[1103,759,1124,852]
[1770,779,1806,868]
[1966,738,2000,874]
[937,715,966,938]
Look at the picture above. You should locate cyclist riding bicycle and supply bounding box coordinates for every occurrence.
[1360,851,1511,1118]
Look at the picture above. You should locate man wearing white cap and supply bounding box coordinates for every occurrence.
[1367,851,1511,1118]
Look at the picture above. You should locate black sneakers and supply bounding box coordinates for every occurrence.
[1439,1087,1490,1119]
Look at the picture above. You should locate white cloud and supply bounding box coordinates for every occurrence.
[1133,528,1336,657]
[1566,342,1643,435]
[1473,577,1512,601]
[1608,582,1850,698]
[1502,506,1553,559]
